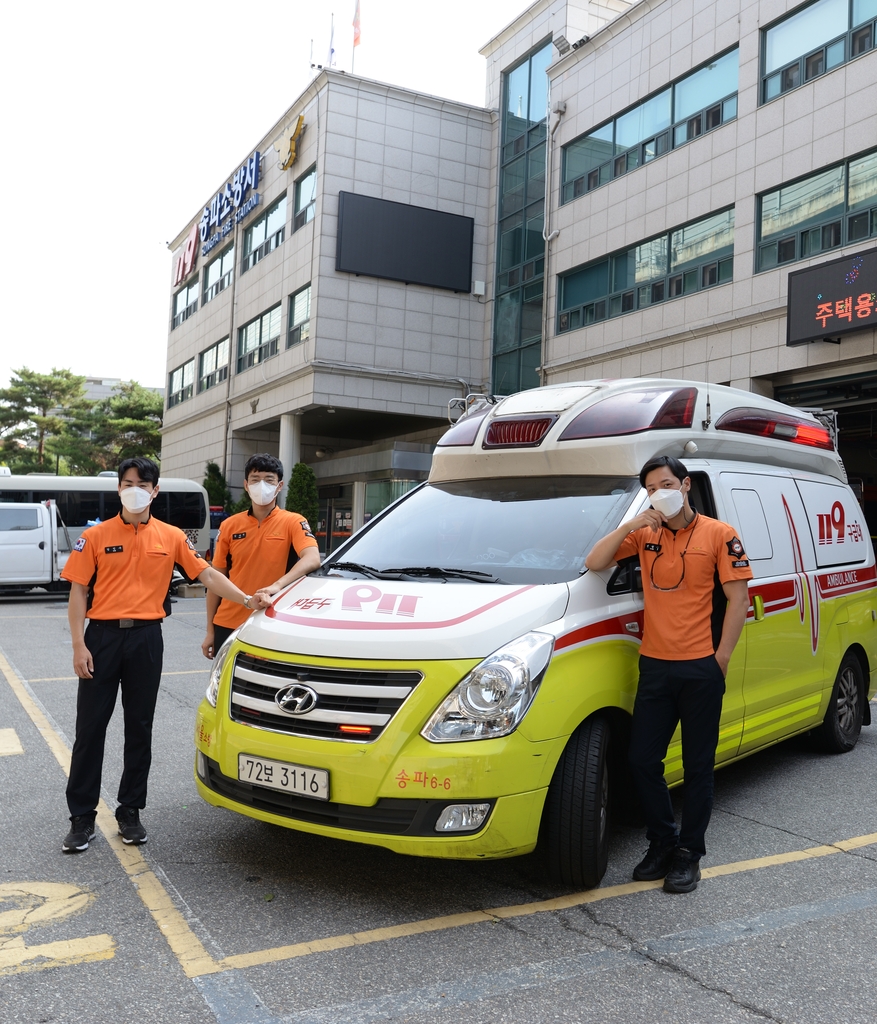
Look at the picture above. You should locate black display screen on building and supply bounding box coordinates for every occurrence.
[335,191,473,292]
[787,247,877,346]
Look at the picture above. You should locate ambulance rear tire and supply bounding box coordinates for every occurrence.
[817,652,864,753]
[543,716,611,890]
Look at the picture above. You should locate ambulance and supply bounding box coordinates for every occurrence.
[194,379,877,888]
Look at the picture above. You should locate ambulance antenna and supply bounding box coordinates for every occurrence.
[702,357,713,430]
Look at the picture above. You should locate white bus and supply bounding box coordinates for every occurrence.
[0,473,210,556]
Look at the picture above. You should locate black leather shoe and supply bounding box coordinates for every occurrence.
[632,840,678,881]
[662,847,701,893]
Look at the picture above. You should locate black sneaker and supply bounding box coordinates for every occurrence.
[62,814,96,853]
[632,839,678,881]
[663,847,701,893]
[116,806,147,845]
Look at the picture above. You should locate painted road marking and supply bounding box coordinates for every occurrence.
[0,649,221,979]
[0,728,23,756]
[0,881,115,976]
[2,644,877,986]
[27,670,210,682]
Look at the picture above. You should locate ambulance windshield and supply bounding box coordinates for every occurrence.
[326,476,640,585]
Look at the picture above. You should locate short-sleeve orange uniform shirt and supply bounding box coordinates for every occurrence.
[61,514,209,620]
[211,507,318,629]
[614,513,753,661]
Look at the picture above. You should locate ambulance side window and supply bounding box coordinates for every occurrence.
[607,561,642,595]
[730,489,773,560]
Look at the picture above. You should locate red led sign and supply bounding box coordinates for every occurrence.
[786,247,877,346]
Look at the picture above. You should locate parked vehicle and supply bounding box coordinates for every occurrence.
[0,475,211,556]
[0,501,71,594]
[194,379,877,888]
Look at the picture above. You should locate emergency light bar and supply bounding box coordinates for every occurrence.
[714,408,833,450]
[558,387,697,440]
[483,417,555,448]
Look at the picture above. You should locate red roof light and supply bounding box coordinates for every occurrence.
[715,408,833,450]
[483,417,555,448]
[559,387,698,440]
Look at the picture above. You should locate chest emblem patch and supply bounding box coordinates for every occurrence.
[105,545,124,554]
[232,532,247,540]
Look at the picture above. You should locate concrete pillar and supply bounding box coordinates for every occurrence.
[352,479,367,533]
[278,412,302,506]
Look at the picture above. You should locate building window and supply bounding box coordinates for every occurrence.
[242,195,286,273]
[237,305,281,373]
[168,359,194,408]
[288,284,311,346]
[562,49,739,202]
[198,337,229,392]
[172,279,199,328]
[202,246,234,305]
[294,166,316,230]
[557,208,735,332]
[762,0,877,102]
[757,149,877,270]
[493,39,552,396]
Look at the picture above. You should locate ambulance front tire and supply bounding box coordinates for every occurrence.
[542,716,611,890]
[817,652,865,753]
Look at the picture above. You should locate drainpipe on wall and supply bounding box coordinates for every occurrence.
[540,83,565,388]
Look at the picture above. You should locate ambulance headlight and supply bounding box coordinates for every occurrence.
[206,629,241,707]
[421,632,553,742]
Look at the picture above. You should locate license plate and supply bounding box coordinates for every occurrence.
[238,754,329,801]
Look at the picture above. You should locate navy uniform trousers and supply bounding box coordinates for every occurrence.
[66,620,163,818]
[628,653,726,858]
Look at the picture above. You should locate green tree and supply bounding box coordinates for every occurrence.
[286,462,319,528]
[0,367,89,473]
[94,382,163,464]
[203,462,233,510]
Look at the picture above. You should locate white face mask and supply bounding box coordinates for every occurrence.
[247,480,280,506]
[650,487,684,519]
[119,486,155,513]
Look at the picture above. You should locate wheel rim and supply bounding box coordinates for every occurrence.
[836,665,860,736]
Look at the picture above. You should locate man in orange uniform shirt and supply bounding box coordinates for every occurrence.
[61,457,267,853]
[202,453,321,658]
[586,455,752,893]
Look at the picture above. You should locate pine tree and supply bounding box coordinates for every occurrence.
[203,462,233,510]
[285,462,319,529]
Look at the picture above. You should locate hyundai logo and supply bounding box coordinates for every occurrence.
[275,683,319,715]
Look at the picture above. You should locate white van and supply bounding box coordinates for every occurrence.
[0,502,71,594]
[194,379,876,888]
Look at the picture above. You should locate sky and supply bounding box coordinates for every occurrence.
[0,0,528,395]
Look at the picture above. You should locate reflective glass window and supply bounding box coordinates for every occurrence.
[670,209,735,272]
[504,61,530,141]
[674,49,739,121]
[853,0,877,24]
[760,166,845,240]
[495,290,521,352]
[764,0,847,74]
[848,150,877,209]
[528,44,552,123]
[615,90,671,151]
[636,236,669,282]
[561,261,609,309]
[524,203,544,262]
[564,125,614,181]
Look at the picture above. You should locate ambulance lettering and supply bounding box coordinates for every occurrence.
[342,585,423,618]
[816,501,845,544]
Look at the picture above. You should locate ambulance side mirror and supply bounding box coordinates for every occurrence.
[606,562,642,595]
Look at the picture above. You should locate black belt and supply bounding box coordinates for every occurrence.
[91,618,163,629]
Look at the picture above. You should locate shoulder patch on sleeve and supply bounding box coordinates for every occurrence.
[73,536,87,552]
[186,537,197,551]
[300,520,315,538]
[726,537,745,557]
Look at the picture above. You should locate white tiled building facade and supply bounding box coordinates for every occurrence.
[164,0,877,547]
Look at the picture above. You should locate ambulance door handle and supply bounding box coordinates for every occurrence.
[752,594,765,622]
[39,541,45,550]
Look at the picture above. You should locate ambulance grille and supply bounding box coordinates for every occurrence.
[228,653,422,742]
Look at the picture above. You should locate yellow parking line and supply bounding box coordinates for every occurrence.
[2,643,876,981]
[0,649,221,979]
[0,728,24,756]
[28,670,209,682]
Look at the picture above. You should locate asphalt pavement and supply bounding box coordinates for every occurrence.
[1,592,876,1024]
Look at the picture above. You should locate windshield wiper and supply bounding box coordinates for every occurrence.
[383,566,507,584]
[323,561,403,580]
